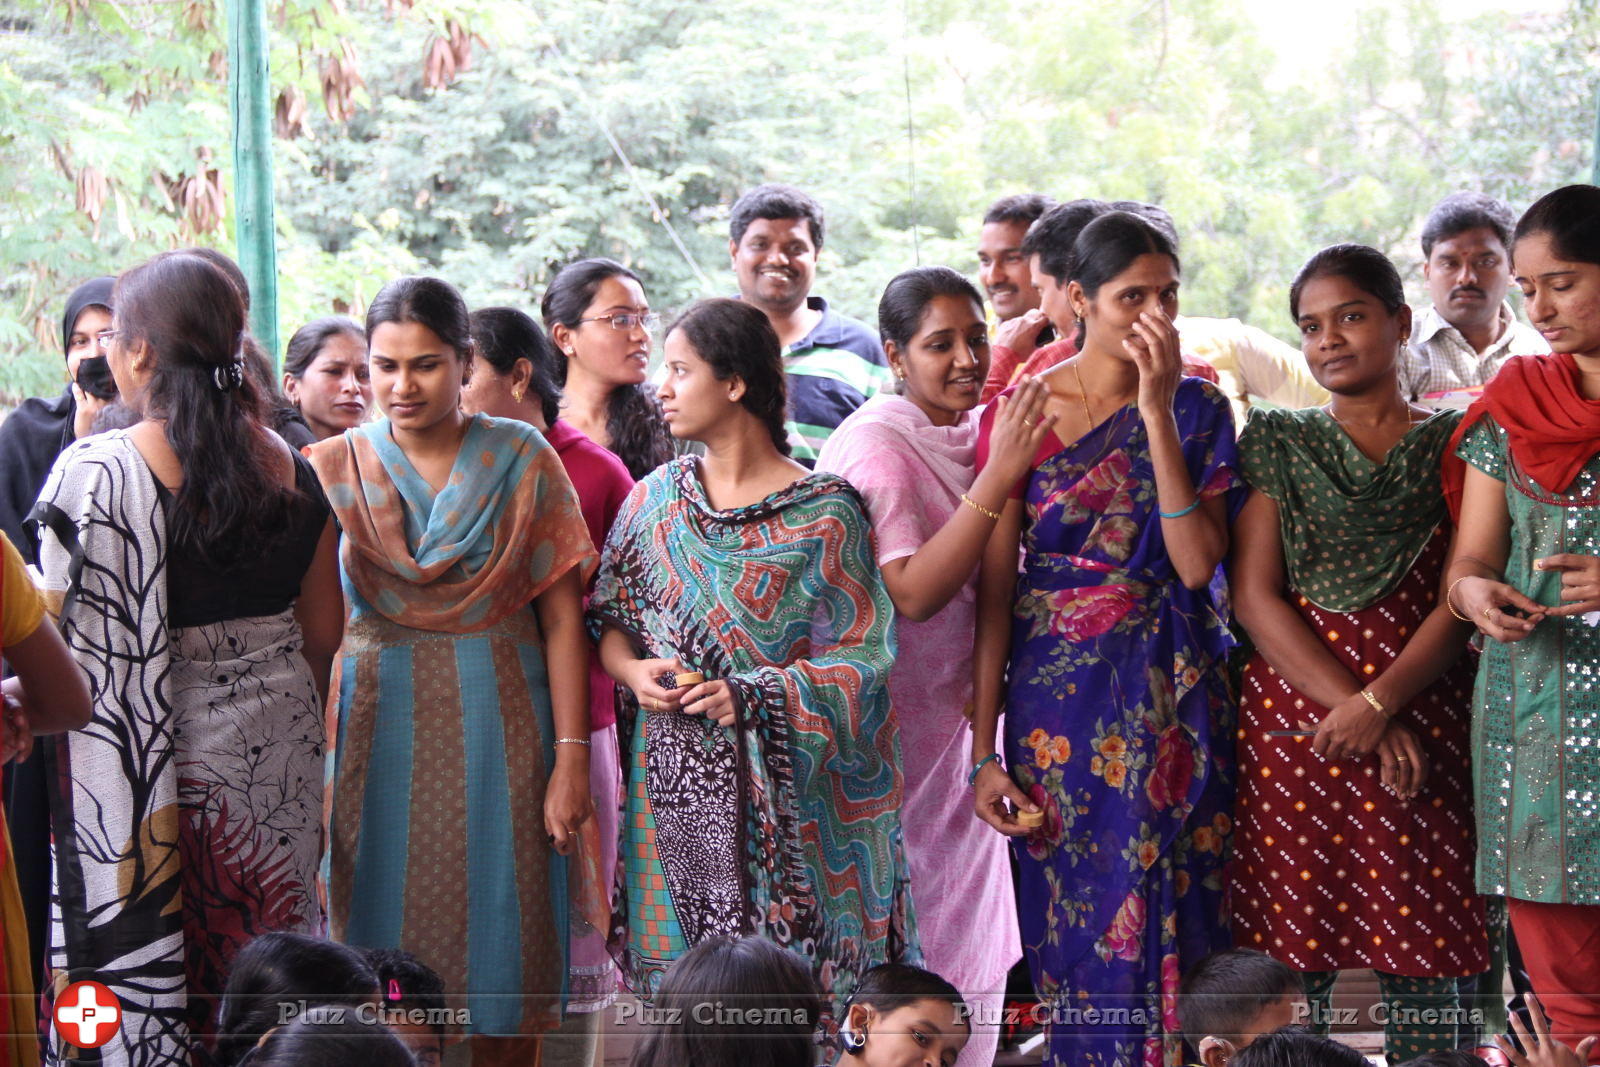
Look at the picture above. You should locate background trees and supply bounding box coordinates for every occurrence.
[2,0,1596,400]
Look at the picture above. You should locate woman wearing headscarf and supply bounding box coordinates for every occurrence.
[0,276,116,562]
[0,275,115,1004]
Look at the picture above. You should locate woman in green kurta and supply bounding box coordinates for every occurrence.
[1444,184,1600,1059]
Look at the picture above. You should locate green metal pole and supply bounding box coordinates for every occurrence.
[226,0,279,365]
[1593,83,1600,186]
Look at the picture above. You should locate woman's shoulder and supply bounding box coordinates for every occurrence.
[52,428,139,470]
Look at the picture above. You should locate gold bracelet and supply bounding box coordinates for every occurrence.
[960,493,1001,521]
[1358,688,1386,716]
[1445,576,1473,622]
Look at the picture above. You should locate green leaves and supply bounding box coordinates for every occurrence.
[2,0,1596,407]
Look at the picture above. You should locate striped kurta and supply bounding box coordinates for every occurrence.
[331,602,565,1034]
[309,415,597,1039]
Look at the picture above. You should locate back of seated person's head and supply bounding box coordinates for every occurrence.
[628,935,822,1067]
[243,1011,415,1067]
[1178,949,1303,1067]
[1108,200,1180,249]
[1020,199,1111,284]
[1232,1026,1369,1067]
[1397,1052,1487,1067]
[364,947,448,1067]
[215,933,381,1067]
[838,963,970,1066]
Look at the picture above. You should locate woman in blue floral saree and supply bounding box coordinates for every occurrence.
[971,209,1242,1067]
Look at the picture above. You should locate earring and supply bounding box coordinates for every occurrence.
[892,366,905,380]
[512,388,524,402]
[841,1027,866,1054]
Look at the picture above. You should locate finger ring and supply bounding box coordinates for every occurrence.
[1024,417,1036,427]
[1483,606,1494,620]
[1396,756,1409,762]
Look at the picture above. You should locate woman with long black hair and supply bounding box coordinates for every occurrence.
[30,251,343,1065]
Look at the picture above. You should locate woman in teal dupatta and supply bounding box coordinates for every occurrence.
[589,299,918,1003]
[307,277,598,1063]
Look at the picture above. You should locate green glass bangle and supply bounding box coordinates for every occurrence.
[1159,496,1202,519]
[968,752,1001,786]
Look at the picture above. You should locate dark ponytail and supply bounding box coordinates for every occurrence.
[666,298,791,456]
[469,307,563,427]
[113,251,291,567]
[541,258,675,479]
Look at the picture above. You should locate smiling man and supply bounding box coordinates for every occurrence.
[977,193,1056,323]
[727,183,890,466]
[1400,192,1548,408]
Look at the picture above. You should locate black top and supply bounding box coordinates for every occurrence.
[271,406,319,451]
[154,450,331,628]
[0,388,76,565]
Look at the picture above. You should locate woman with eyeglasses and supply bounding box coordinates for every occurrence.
[541,258,677,480]
[29,251,342,1063]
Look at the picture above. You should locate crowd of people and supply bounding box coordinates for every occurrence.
[0,177,1597,1067]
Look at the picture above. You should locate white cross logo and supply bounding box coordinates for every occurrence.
[53,981,121,1049]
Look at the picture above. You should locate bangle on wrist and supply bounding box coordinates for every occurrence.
[968,752,1002,786]
[1159,496,1202,520]
[1357,689,1387,717]
[1446,576,1473,622]
[556,737,591,746]
[960,494,1001,522]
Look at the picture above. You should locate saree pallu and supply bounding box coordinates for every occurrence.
[30,433,323,1067]
[309,415,599,1040]
[1000,380,1241,1067]
[589,459,918,1002]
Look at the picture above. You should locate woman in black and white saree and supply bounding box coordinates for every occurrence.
[28,252,345,1066]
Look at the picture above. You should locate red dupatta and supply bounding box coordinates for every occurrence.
[1443,352,1600,519]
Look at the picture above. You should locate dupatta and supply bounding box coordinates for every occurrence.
[814,394,976,555]
[1239,407,1460,611]
[1444,352,1600,518]
[306,415,596,630]
[589,458,918,999]
[29,432,190,1067]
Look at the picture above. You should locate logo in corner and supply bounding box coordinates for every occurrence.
[54,981,121,1049]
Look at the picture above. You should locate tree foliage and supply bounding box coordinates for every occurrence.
[2,0,1596,402]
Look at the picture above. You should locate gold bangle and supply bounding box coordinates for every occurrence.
[1446,576,1472,623]
[1358,688,1386,716]
[960,493,1001,522]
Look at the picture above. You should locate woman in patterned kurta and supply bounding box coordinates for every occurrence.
[971,210,1241,1067]
[31,253,342,1067]
[1444,186,1600,1059]
[590,298,917,1005]
[1229,246,1485,1064]
[307,278,598,1063]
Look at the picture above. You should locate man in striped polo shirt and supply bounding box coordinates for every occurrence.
[728,183,892,466]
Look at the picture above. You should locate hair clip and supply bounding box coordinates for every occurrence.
[212,356,245,392]
[387,978,403,1002]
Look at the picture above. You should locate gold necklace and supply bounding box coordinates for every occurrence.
[1072,362,1095,431]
